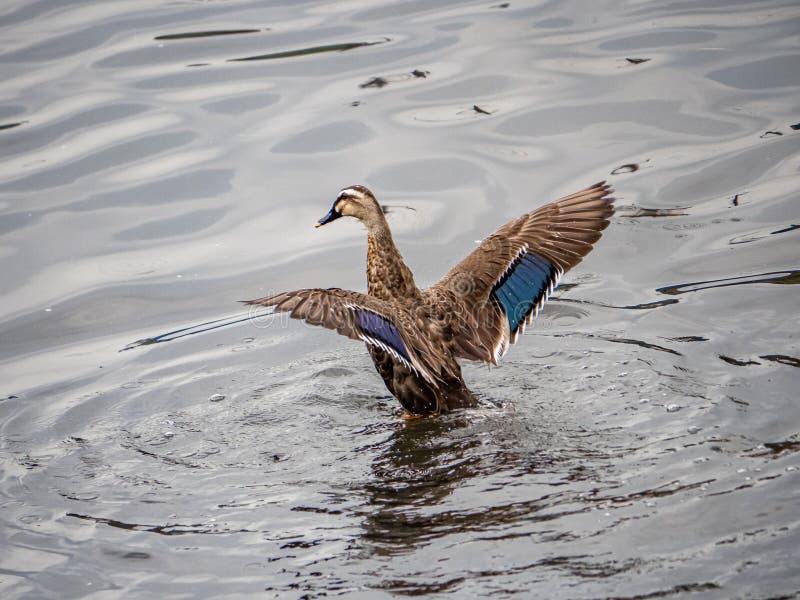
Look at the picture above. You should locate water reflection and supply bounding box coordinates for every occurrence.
[358,414,604,555]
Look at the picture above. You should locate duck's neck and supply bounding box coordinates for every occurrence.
[366,225,420,303]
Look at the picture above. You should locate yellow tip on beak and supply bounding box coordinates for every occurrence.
[314,222,322,228]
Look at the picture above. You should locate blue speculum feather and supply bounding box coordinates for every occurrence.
[354,309,411,362]
[492,252,556,332]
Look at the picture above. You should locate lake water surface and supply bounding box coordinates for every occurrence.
[1,1,799,598]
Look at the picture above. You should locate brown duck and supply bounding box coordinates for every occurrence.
[246,182,614,415]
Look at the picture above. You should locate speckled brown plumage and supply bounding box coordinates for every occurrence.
[246,182,615,415]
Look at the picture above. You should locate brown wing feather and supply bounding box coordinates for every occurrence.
[244,288,457,384]
[426,181,615,364]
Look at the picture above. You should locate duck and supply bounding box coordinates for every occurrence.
[245,182,615,415]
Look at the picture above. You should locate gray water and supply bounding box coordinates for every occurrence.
[1,1,799,598]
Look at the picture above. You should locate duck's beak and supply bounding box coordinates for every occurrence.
[315,206,341,228]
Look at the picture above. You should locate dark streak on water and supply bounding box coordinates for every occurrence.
[656,270,800,295]
[1,1,799,599]
[155,29,263,41]
[229,39,390,63]
[0,121,26,131]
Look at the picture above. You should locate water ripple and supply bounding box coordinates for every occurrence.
[1,0,799,598]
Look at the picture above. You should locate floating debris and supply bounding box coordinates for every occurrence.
[759,130,782,138]
[666,403,681,413]
[625,57,651,64]
[491,2,511,8]
[611,163,639,175]
[473,104,492,115]
[360,68,428,89]
[360,76,388,88]
[209,394,225,403]
[687,426,702,434]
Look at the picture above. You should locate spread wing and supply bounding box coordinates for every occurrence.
[244,288,457,385]
[426,181,615,364]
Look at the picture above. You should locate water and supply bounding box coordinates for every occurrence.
[1,0,799,598]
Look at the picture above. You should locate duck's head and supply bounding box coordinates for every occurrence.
[315,185,383,229]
